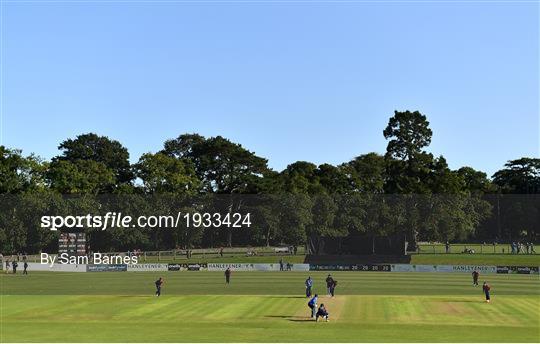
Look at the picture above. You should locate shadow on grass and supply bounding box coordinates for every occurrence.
[288,318,316,322]
[266,315,314,322]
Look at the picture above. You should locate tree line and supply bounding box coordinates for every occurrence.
[0,110,538,254]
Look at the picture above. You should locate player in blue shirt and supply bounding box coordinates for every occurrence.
[307,294,318,318]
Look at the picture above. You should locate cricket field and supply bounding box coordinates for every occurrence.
[1,271,539,342]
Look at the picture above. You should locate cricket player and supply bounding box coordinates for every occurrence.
[329,279,338,297]
[325,274,336,296]
[482,282,491,303]
[316,303,329,322]
[472,269,479,286]
[308,294,318,318]
[305,276,313,297]
[155,277,164,297]
[225,267,231,284]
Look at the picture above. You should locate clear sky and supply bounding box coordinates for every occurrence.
[2,1,538,177]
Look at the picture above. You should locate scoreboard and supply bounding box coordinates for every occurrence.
[58,233,87,256]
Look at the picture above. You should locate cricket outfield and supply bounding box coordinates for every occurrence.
[1,271,538,342]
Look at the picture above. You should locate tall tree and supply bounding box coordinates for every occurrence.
[492,158,540,194]
[54,133,133,187]
[46,160,116,194]
[383,111,434,194]
[341,153,386,193]
[383,110,432,162]
[162,135,269,193]
[457,166,495,194]
[162,133,206,159]
[316,164,351,194]
[277,194,313,248]
[0,146,45,193]
[135,153,201,194]
[426,156,464,194]
[279,161,324,194]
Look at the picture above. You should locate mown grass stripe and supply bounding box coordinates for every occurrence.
[1,272,538,342]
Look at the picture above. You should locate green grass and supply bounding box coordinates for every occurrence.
[1,271,539,342]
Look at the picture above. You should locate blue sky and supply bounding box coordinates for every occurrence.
[2,1,538,176]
